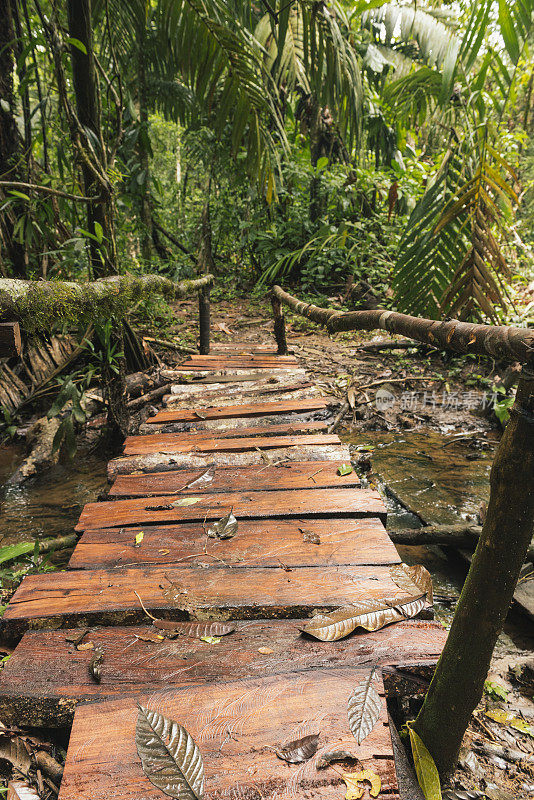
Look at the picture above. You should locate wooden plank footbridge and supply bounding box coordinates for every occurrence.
[0,316,450,800]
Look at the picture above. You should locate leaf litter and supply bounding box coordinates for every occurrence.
[347,670,383,745]
[390,563,433,604]
[136,705,204,800]
[205,508,238,539]
[274,733,320,763]
[300,594,427,641]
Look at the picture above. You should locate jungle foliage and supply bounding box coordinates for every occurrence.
[0,0,533,322]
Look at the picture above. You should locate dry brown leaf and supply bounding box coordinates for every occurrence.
[274,733,319,763]
[390,564,433,604]
[300,595,426,642]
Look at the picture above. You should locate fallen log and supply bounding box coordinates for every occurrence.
[0,534,78,566]
[0,274,213,333]
[389,524,534,563]
[272,285,534,365]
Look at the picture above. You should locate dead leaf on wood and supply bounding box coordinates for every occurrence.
[316,750,360,770]
[300,595,426,641]
[76,641,95,651]
[171,497,201,507]
[390,564,433,604]
[154,621,236,639]
[181,467,215,490]
[206,509,238,539]
[89,647,103,683]
[136,706,204,800]
[347,671,382,745]
[216,323,234,335]
[301,529,321,545]
[65,629,89,646]
[274,733,319,763]
[258,646,274,655]
[341,770,381,799]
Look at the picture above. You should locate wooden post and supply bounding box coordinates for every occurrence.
[271,295,288,355]
[198,283,210,355]
[0,322,21,357]
[413,367,534,775]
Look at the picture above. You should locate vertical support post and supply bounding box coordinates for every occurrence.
[413,367,534,775]
[271,294,288,355]
[199,283,210,355]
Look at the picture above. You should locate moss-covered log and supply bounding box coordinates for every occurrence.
[0,274,214,332]
[413,369,534,775]
[271,286,534,365]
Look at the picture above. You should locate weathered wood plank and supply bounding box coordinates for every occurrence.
[165,368,307,380]
[123,422,330,455]
[147,398,331,424]
[69,517,399,570]
[181,355,299,365]
[122,432,341,456]
[0,620,446,727]
[2,564,408,635]
[0,322,22,358]
[57,670,400,800]
[107,443,352,479]
[108,461,359,497]
[139,411,330,435]
[163,381,317,405]
[76,488,386,531]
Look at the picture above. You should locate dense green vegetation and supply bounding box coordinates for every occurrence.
[1,0,533,322]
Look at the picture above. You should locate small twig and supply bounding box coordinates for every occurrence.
[0,180,99,203]
[307,468,324,484]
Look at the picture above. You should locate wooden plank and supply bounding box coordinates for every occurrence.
[107,443,352,479]
[76,488,386,531]
[0,619,447,727]
[2,564,408,635]
[69,517,399,570]
[57,670,400,800]
[147,398,331,424]
[139,412,329,435]
[122,432,342,456]
[181,355,299,364]
[108,461,359,497]
[163,381,316,405]
[166,369,307,380]
[0,322,22,358]
[123,422,330,455]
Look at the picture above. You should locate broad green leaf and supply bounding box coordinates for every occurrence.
[337,464,353,476]
[66,37,88,55]
[498,0,520,63]
[94,221,104,244]
[8,190,31,201]
[409,727,442,800]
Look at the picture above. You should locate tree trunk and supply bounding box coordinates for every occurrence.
[413,369,534,775]
[101,326,129,444]
[66,0,116,276]
[137,30,152,263]
[0,0,27,276]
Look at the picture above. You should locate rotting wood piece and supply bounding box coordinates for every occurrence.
[122,432,342,456]
[69,517,399,570]
[2,564,410,635]
[75,487,386,531]
[146,398,330,424]
[107,443,352,479]
[57,669,400,800]
[0,322,22,357]
[108,460,360,497]
[164,369,307,381]
[123,422,330,454]
[0,621,446,728]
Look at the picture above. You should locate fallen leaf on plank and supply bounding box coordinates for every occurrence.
[300,595,426,641]
[275,733,319,763]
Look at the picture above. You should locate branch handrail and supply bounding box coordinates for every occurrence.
[271,285,534,365]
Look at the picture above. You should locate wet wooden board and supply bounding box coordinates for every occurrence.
[123,422,330,455]
[180,354,299,365]
[107,443,352,479]
[0,619,447,727]
[69,517,399,570]
[57,669,400,800]
[76,488,386,531]
[123,432,341,456]
[108,461,359,497]
[163,382,317,404]
[2,564,407,635]
[139,412,330,435]
[168,369,307,379]
[147,398,331,424]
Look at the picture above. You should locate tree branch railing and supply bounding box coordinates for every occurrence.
[270,283,534,778]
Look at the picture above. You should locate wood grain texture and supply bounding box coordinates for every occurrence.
[146,398,330,424]
[69,517,399,570]
[75,488,386,531]
[181,355,299,365]
[107,444,352,479]
[123,422,330,454]
[122,432,342,456]
[0,620,447,727]
[2,564,409,634]
[108,461,360,497]
[57,669,400,800]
